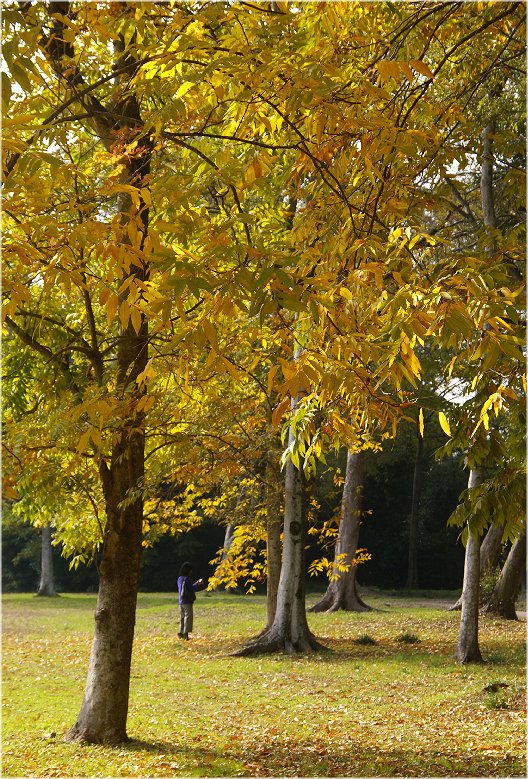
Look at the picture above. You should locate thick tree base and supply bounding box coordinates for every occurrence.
[36,590,59,598]
[454,647,483,664]
[481,603,518,620]
[309,594,372,613]
[64,723,130,745]
[232,629,328,656]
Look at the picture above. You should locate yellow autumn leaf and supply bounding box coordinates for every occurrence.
[438,411,451,437]
[410,59,434,78]
[2,114,37,126]
[175,81,195,100]
[106,294,118,326]
[418,408,424,437]
[272,396,291,429]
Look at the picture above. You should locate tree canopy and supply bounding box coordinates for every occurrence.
[2,0,525,741]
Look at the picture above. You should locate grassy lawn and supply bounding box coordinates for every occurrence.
[2,590,526,777]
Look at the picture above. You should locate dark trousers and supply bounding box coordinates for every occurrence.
[179,603,193,634]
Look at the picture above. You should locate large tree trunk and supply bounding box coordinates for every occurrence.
[310,450,370,613]
[48,7,152,743]
[262,450,283,630]
[406,431,423,590]
[482,532,526,620]
[455,467,484,664]
[36,524,57,597]
[66,447,144,743]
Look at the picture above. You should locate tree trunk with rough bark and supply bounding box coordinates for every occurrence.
[454,119,499,662]
[236,440,323,654]
[236,346,323,654]
[37,5,153,743]
[310,450,370,613]
[406,432,423,590]
[266,514,282,629]
[36,524,57,597]
[66,450,144,743]
[449,520,505,611]
[480,520,506,574]
[455,468,484,664]
[482,533,526,620]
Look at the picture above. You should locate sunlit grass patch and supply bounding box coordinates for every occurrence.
[2,590,526,777]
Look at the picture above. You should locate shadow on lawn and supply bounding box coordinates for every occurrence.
[123,734,525,777]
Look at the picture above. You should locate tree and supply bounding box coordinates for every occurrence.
[36,525,57,597]
[449,520,506,611]
[310,450,371,613]
[482,532,526,620]
[451,112,524,661]
[3,0,524,740]
[236,341,323,654]
[454,467,484,664]
[405,430,424,590]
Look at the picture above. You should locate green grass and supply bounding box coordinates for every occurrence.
[2,590,526,777]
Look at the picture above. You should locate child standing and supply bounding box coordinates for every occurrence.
[177,562,206,640]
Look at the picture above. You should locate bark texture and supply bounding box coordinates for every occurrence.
[454,119,499,664]
[449,520,505,611]
[455,468,484,664]
[66,455,144,743]
[236,450,323,654]
[266,514,282,629]
[310,450,370,613]
[236,349,324,654]
[480,521,506,575]
[37,4,153,743]
[262,452,283,630]
[482,533,526,620]
[37,524,57,597]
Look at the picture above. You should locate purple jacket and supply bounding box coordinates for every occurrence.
[177,575,202,605]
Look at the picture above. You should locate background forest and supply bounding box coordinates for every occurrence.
[3,425,468,594]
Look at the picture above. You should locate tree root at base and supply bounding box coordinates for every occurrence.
[232,630,328,656]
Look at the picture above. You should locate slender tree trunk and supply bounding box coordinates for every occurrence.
[36,524,57,597]
[480,121,497,229]
[310,450,370,613]
[266,514,282,629]
[482,532,526,620]
[480,520,505,574]
[236,347,323,655]
[237,436,322,654]
[449,520,505,610]
[220,523,235,592]
[453,118,499,660]
[455,467,484,664]
[406,431,423,590]
[222,523,235,560]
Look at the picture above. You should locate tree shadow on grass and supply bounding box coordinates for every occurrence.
[123,734,525,777]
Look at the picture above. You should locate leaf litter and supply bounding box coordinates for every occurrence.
[2,591,525,777]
